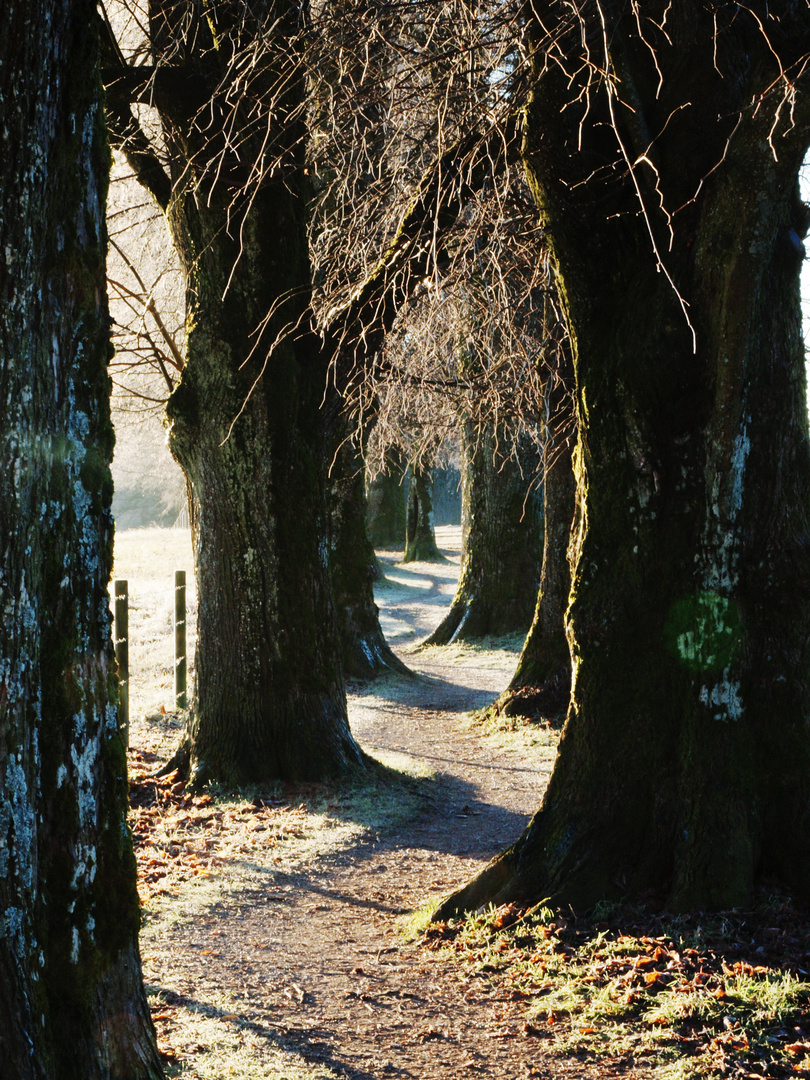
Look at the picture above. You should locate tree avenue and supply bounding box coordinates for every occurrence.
[437,1,810,918]
[0,4,161,1076]
[103,1,508,784]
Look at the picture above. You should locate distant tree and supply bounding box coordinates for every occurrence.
[425,422,542,642]
[366,445,407,549]
[490,349,576,723]
[327,410,411,678]
[369,171,556,638]
[437,1,810,918]
[0,4,161,1075]
[403,461,444,562]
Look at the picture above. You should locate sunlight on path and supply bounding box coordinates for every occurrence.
[116,521,560,1079]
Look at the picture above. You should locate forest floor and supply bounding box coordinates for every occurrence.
[114,527,810,1080]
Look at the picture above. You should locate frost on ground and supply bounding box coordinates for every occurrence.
[112,524,562,1080]
[112,526,196,759]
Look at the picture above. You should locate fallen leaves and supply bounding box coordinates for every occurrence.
[128,749,311,906]
[420,894,810,1080]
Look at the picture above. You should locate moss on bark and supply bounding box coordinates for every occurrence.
[437,2,810,919]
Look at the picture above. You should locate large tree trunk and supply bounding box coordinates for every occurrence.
[328,414,411,678]
[156,6,363,785]
[0,5,161,1076]
[492,360,576,724]
[437,2,810,918]
[403,463,443,562]
[424,423,542,644]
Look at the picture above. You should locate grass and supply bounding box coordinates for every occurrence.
[415,632,526,663]
[422,893,810,1079]
[112,528,196,723]
[399,900,440,942]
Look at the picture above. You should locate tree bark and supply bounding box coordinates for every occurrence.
[154,5,364,785]
[436,1,810,918]
[366,447,407,549]
[424,423,542,644]
[328,414,411,678]
[403,464,443,562]
[492,359,576,724]
[0,5,161,1076]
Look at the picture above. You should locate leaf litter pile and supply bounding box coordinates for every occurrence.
[129,748,310,908]
[422,896,810,1078]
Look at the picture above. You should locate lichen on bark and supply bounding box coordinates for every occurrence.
[0,4,161,1075]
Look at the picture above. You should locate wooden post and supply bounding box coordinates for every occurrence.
[114,579,129,747]
[175,570,187,710]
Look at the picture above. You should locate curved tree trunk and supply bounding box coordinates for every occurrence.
[492,361,576,724]
[403,463,443,562]
[0,6,161,1076]
[424,423,542,644]
[366,446,407,549]
[437,2,810,919]
[155,7,363,786]
[328,414,411,679]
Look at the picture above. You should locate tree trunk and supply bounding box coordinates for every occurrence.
[493,361,576,724]
[366,447,407,549]
[403,464,443,562]
[328,414,411,678]
[156,8,364,785]
[436,2,810,918]
[424,423,542,644]
[0,6,161,1076]
[165,185,363,787]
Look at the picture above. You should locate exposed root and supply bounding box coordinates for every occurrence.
[345,632,416,680]
[155,738,191,781]
[491,669,571,727]
[432,847,522,921]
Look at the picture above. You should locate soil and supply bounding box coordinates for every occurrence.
[118,527,640,1079]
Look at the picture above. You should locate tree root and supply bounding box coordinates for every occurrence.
[433,849,522,921]
[491,669,571,727]
[154,739,190,781]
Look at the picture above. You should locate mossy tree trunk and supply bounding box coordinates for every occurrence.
[366,446,407,549]
[0,5,162,1076]
[437,2,810,918]
[424,423,542,644]
[493,357,576,724]
[328,411,411,678]
[151,3,363,785]
[403,463,443,563]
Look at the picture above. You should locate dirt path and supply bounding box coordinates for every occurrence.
[121,527,598,1080]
